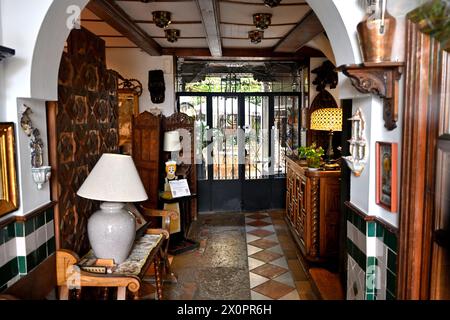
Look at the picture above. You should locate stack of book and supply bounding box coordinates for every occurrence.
[78,258,115,274]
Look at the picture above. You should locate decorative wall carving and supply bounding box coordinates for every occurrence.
[53,28,118,256]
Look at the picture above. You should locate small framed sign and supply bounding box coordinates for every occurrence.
[376,142,398,212]
[169,179,191,198]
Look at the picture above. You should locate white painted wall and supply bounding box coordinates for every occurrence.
[305,33,336,65]
[106,49,176,116]
[0,0,89,219]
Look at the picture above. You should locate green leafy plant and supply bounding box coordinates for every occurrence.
[298,143,324,168]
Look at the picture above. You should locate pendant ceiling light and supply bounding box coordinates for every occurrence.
[253,13,272,30]
[249,30,264,44]
[264,0,282,8]
[165,29,180,43]
[152,11,172,28]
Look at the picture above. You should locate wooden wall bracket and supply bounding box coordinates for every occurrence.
[0,46,15,62]
[337,62,404,130]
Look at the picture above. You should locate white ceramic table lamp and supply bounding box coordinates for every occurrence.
[77,153,148,264]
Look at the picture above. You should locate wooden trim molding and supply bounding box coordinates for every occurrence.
[397,19,446,300]
[0,202,56,229]
[345,201,399,235]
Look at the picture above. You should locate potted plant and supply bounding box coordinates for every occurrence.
[299,143,324,170]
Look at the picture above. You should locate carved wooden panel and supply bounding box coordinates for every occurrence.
[320,177,341,258]
[52,28,118,256]
[163,113,198,219]
[132,111,163,209]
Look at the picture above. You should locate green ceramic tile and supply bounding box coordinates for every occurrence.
[367,222,376,237]
[35,213,46,229]
[25,218,35,236]
[45,209,54,223]
[0,258,18,288]
[387,270,396,295]
[36,243,47,265]
[15,222,24,238]
[0,227,4,245]
[0,261,12,287]
[376,223,385,238]
[6,223,15,241]
[18,256,27,274]
[387,249,397,274]
[26,251,38,273]
[367,256,377,269]
[366,293,375,300]
[384,231,398,252]
[47,237,56,255]
[386,290,396,300]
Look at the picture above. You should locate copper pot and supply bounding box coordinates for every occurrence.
[357,4,396,63]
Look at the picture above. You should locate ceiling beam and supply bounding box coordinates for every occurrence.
[274,10,325,53]
[87,0,162,55]
[162,47,324,60]
[195,0,222,57]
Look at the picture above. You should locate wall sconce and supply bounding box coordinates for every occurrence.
[165,29,180,43]
[249,30,264,44]
[264,0,282,8]
[20,105,52,190]
[253,13,272,30]
[343,108,368,177]
[152,11,172,28]
[31,166,52,190]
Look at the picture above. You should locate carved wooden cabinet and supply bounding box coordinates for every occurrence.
[285,157,341,262]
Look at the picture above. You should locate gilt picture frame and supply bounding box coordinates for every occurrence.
[376,141,398,213]
[118,89,139,155]
[0,123,19,216]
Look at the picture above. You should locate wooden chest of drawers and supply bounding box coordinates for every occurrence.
[285,157,341,263]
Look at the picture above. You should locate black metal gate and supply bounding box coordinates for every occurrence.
[177,92,301,212]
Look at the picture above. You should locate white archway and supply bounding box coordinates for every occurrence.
[31,0,90,100]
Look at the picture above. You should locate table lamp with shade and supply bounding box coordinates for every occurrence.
[163,130,182,186]
[77,153,148,264]
[310,108,343,162]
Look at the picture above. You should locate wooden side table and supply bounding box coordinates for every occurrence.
[56,230,165,300]
[159,192,199,255]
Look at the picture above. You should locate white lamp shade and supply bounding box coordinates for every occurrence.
[310,108,343,132]
[164,130,182,152]
[77,153,148,202]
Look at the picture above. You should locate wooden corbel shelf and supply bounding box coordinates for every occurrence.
[0,46,15,62]
[337,62,404,130]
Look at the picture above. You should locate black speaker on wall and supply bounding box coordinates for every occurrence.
[148,69,165,104]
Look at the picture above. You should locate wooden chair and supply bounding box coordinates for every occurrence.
[138,206,178,283]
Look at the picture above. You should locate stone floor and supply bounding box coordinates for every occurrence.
[163,210,318,300]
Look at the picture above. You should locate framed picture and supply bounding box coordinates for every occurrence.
[376,142,398,212]
[0,123,19,217]
[118,89,139,155]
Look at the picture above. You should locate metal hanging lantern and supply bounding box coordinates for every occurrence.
[253,13,272,30]
[264,0,282,8]
[249,30,264,44]
[152,11,172,28]
[165,29,180,43]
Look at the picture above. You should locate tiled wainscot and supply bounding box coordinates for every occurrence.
[0,205,55,291]
[346,206,398,300]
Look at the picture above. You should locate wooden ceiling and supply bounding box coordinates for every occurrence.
[81,0,325,57]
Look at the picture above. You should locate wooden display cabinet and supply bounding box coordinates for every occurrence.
[285,157,341,263]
